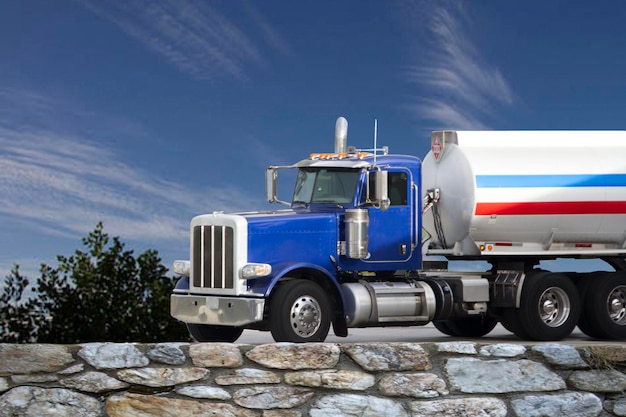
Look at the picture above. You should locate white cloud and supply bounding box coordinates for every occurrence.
[76,0,289,81]
[407,1,514,129]
[0,124,254,243]
[0,85,270,282]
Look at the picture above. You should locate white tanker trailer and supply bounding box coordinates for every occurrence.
[171,119,626,343]
[422,130,626,340]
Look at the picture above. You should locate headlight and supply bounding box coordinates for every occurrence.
[173,260,190,276]
[240,263,272,279]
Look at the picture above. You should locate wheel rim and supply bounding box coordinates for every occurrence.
[538,287,570,327]
[607,285,626,325]
[289,295,322,338]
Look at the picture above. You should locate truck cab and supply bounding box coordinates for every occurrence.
[170,118,436,342]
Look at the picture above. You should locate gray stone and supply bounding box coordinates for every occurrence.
[263,411,301,417]
[117,367,209,387]
[409,397,507,417]
[106,393,257,417]
[189,343,244,368]
[176,385,232,400]
[568,369,626,393]
[11,374,59,383]
[246,343,340,370]
[446,358,565,393]
[344,343,431,371]
[512,392,602,417]
[0,378,7,393]
[285,370,375,390]
[532,343,588,368]
[216,368,281,385]
[479,344,526,357]
[234,386,314,409]
[59,363,85,374]
[61,371,129,393]
[310,394,408,417]
[379,373,448,398]
[0,386,103,417]
[0,344,74,374]
[436,341,478,354]
[78,343,149,370]
[613,397,626,416]
[147,342,187,365]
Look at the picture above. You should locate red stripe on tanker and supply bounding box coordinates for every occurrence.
[422,130,626,255]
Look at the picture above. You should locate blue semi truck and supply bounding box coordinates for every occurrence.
[170,117,626,342]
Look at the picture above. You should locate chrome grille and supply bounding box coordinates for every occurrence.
[192,225,235,289]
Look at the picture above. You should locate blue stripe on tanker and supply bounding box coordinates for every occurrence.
[476,174,626,188]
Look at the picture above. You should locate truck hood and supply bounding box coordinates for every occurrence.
[241,209,339,269]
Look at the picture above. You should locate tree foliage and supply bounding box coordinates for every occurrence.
[0,266,40,343]
[1,223,189,343]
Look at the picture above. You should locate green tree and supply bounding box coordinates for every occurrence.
[0,266,41,343]
[0,223,189,343]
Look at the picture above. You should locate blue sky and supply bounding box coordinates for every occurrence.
[1,0,626,279]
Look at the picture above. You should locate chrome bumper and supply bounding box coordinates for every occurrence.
[171,294,265,326]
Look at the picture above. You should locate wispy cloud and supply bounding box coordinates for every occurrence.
[406,1,514,129]
[76,0,289,81]
[0,86,256,247]
[0,125,254,242]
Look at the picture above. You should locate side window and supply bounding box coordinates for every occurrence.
[364,170,408,206]
[388,172,408,206]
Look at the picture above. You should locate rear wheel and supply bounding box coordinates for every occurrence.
[433,316,498,338]
[500,308,530,339]
[576,273,605,338]
[269,279,332,342]
[186,324,244,342]
[579,273,626,340]
[513,271,580,341]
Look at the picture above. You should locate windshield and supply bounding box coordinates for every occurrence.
[292,168,360,205]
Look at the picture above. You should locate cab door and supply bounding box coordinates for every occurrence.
[364,168,415,264]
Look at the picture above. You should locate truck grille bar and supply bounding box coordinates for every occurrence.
[192,225,235,289]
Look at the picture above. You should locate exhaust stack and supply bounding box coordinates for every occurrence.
[334,116,348,154]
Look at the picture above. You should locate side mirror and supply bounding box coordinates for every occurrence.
[367,170,389,211]
[375,170,389,205]
[265,167,278,203]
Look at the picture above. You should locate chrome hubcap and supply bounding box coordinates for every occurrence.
[289,295,321,337]
[538,287,570,327]
[608,286,626,324]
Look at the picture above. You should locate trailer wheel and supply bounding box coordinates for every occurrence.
[433,316,497,338]
[500,309,530,339]
[186,324,244,342]
[269,279,331,343]
[580,273,626,340]
[576,274,606,339]
[516,272,580,341]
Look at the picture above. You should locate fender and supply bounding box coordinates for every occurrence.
[253,261,338,295]
[249,261,349,337]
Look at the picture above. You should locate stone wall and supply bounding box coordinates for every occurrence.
[1,342,626,416]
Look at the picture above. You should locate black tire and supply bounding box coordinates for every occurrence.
[187,324,243,342]
[269,279,331,342]
[515,271,581,341]
[500,308,530,339]
[433,320,454,336]
[433,316,498,338]
[579,272,626,340]
[576,273,606,339]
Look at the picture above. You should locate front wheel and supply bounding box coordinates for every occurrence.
[514,271,580,341]
[186,324,243,342]
[269,279,332,342]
